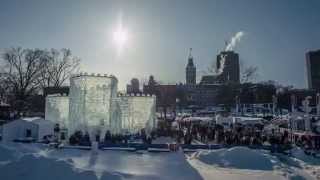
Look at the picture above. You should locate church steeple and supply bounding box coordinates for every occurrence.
[187,48,194,66]
[186,48,196,85]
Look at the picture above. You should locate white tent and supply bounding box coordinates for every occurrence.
[233,117,263,125]
[215,115,233,126]
[183,117,213,122]
[27,118,55,140]
[2,118,55,142]
[2,119,38,142]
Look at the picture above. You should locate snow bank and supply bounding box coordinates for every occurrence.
[196,146,280,170]
[0,144,103,180]
[0,152,124,180]
[0,143,203,180]
[0,155,101,180]
[0,144,16,163]
[291,147,320,165]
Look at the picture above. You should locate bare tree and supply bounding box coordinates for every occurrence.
[39,49,80,88]
[0,72,9,102]
[1,47,47,110]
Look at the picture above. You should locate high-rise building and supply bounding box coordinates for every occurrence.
[216,51,240,83]
[306,50,320,90]
[126,78,141,94]
[186,48,196,85]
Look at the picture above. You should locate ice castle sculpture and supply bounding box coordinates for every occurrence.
[45,94,69,128]
[45,73,157,139]
[118,94,156,134]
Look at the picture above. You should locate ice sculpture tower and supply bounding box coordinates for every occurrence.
[45,94,69,128]
[118,94,156,134]
[45,73,157,139]
[68,73,120,136]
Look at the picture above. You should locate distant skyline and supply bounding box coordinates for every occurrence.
[0,0,320,90]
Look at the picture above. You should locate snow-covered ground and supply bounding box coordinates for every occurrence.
[187,146,320,180]
[0,142,319,180]
[0,142,201,180]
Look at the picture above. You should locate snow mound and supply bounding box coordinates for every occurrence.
[0,143,203,180]
[0,154,122,180]
[291,147,320,165]
[0,144,18,163]
[196,146,280,170]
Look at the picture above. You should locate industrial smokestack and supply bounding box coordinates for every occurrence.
[217,31,245,75]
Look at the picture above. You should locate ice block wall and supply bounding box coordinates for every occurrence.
[46,73,156,137]
[45,95,69,128]
[118,94,156,134]
[68,73,119,137]
[117,96,131,133]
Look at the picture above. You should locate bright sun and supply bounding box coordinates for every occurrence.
[113,24,128,51]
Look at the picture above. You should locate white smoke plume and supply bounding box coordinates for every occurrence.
[216,31,245,75]
[216,53,227,74]
[225,31,245,51]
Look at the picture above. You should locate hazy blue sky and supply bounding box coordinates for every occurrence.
[0,0,319,90]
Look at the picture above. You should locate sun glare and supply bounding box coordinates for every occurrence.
[113,24,128,52]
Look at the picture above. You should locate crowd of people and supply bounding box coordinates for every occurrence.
[173,120,293,150]
[293,133,320,151]
[173,119,320,152]
[68,129,156,146]
[64,118,319,153]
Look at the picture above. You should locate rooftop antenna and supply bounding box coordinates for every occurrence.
[188,48,193,58]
